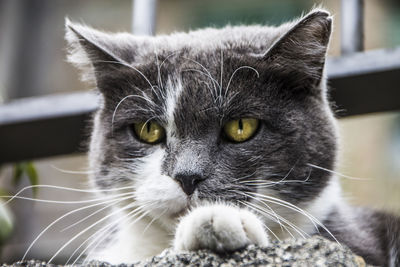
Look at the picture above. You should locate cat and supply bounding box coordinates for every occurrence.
[65,8,400,266]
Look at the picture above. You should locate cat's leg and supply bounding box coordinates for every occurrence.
[173,204,269,252]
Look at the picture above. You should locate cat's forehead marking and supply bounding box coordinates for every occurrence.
[164,76,183,141]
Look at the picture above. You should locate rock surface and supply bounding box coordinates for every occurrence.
[2,236,372,267]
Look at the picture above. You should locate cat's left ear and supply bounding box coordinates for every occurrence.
[262,9,332,92]
[65,18,136,85]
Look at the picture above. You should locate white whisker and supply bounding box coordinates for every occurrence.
[95,60,153,89]
[225,66,259,98]
[47,201,138,263]
[234,190,306,239]
[219,49,224,103]
[241,195,308,239]
[70,205,150,265]
[307,163,372,181]
[248,191,340,246]
[111,94,155,133]
[21,195,132,261]
[242,168,312,188]
[80,206,153,265]
[142,209,167,236]
[182,56,219,98]
[2,192,132,206]
[238,200,282,241]
[159,51,180,69]
[61,198,125,232]
[50,165,93,174]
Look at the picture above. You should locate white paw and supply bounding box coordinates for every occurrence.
[173,204,269,253]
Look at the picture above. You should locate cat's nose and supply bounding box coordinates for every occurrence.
[174,173,205,196]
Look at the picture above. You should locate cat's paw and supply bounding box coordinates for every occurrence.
[173,204,269,253]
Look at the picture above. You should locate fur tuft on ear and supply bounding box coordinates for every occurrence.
[65,18,137,85]
[262,9,332,93]
[65,18,98,84]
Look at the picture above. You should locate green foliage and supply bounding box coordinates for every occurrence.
[0,201,13,245]
[12,162,39,196]
[0,188,13,245]
[0,161,39,245]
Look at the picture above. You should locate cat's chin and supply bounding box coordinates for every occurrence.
[157,198,200,228]
[169,201,192,220]
[153,207,189,232]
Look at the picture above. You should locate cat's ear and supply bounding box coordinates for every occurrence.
[262,9,332,93]
[65,18,135,85]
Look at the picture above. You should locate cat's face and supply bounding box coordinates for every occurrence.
[66,10,337,231]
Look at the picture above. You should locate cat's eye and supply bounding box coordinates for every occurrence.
[132,121,165,144]
[223,118,259,142]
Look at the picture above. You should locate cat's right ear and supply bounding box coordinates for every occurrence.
[260,10,332,95]
[65,18,135,86]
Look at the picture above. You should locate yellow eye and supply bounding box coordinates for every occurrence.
[223,118,259,142]
[133,121,165,144]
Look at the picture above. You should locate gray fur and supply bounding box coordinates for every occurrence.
[66,9,399,266]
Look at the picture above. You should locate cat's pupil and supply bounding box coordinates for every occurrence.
[147,122,151,133]
[238,119,243,134]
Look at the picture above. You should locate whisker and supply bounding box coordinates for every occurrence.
[234,190,305,239]
[182,57,219,86]
[2,192,132,206]
[159,51,180,69]
[245,201,297,239]
[219,49,224,102]
[242,196,308,239]
[225,66,259,98]
[237,200,281,241]
[248,191,340,245]
[307,163,372,181]
[4,184,134,206]
[111,94,155,133]
[142,209,167,236]
[61,198,125,232]
[231,170,259,183]
[181,57,219,98]
[50,165,93,174]
[250,192,319,229]
[241,191,288,235]
[243,180,307,188]
[47,201,138,263]
[21,195,132,261]
[139,116,160,138]
[241,168,312,188]
[80,205,153,265]
[69,205,150,265]
[94,60,153,89]
[152,42,164,91]
[181,68,219,90]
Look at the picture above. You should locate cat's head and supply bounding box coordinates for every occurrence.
[66,9,337,232]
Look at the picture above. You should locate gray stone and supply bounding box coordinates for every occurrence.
[2,236,373,267]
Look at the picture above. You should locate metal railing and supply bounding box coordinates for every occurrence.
[341,0,364,54]
[1,0,399,164]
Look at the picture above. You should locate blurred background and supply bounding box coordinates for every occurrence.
[0,0,399,264]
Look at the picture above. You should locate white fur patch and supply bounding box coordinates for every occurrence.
[164,77,183,142]
[88,215,170,264]
[302,176,342,233]
[90,148,187,264]
[134,148,187,227]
